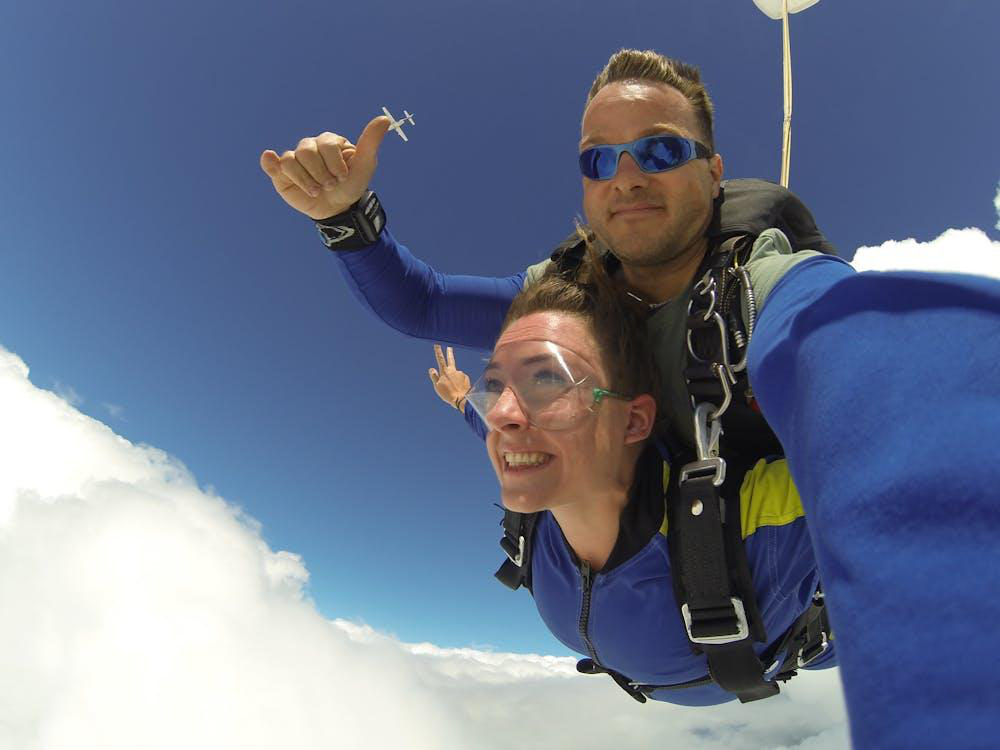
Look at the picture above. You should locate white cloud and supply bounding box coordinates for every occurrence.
[0,344,850,749]
[994,182,999,231]
[852,180,1000,274]
[852,226,1000,278]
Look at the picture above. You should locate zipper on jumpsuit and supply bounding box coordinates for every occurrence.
[578,561,601,664]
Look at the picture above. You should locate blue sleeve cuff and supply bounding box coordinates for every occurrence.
[463,401,489,442]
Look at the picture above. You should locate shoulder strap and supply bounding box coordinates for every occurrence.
[667,447,780,702]
[685,235,786,458]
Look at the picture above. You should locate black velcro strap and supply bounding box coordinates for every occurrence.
[316,190,386,251]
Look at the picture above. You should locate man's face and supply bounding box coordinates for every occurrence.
[580,81,723,267]
[483,312,635,514]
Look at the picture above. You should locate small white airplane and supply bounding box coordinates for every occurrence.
[382,106,415,142]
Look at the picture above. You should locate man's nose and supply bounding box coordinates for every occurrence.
[487,387,529,430]
[612,151,649,189]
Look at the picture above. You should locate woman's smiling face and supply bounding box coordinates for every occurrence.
[484,311,636,514]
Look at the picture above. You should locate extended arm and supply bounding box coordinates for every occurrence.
[336,229,524,351]
[262,119,526,351]
[748,256,1000,746]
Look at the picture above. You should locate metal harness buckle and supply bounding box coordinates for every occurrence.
[692,402,723,461]
[679,457,726,487]
[681,598,751,645]
[798,633,830,668]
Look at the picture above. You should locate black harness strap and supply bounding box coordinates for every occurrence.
[494,509,539,592]
[768,589,832,681]
[669,447,778,702]
[622,587,831,700]
[576,658,650,704]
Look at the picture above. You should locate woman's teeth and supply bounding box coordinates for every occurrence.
[504,452,551,467]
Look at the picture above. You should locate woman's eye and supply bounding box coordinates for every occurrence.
[484,377,505,393]
[532,369,568,386]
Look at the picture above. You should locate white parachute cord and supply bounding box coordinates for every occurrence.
[780,0,793,187]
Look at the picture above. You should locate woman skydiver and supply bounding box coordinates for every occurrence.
[427,244,835,706]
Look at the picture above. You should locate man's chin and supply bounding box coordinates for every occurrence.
[602,234,671,265]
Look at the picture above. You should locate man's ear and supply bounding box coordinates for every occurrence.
[624,394,657,445]
[709,153,724,198]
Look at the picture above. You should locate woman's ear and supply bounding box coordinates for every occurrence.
[624,394,657,445]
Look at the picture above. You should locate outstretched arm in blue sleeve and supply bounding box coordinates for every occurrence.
[748,255,1000,748]
[335,229,526,351]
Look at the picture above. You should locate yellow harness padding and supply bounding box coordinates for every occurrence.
[658,458,805,538]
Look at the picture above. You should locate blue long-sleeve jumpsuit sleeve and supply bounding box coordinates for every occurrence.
[334,228,505,443]
[747,256,1000,749]
[333,228,524,351]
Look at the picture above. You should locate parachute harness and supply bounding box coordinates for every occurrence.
[495,180,836,704]
[668,238,784,702]
[670,236,829,703]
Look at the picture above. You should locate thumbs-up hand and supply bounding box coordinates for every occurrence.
[260,116,391,220]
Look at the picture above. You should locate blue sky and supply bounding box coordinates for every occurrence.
[2,0,997,657]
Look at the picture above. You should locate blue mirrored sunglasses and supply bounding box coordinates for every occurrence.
[579,135,711,181]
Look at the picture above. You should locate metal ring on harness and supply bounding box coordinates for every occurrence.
[693,271,718,321]
[708,364,735,422]
[685,311,731,366]
[692,402,723,461]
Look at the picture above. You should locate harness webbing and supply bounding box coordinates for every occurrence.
[667,442,778,702]
[494,178,836,703]
[495,508,538,592]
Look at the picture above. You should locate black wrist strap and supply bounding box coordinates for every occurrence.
[315,190,386,251]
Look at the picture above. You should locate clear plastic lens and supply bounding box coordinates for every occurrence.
[466,342,597,431]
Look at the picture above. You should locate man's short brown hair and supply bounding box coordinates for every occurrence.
[587,49,716,153]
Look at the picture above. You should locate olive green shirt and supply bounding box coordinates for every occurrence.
[523,229,819,446]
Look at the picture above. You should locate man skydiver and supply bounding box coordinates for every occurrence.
[259,50,820,449]
[261,48,1000,746]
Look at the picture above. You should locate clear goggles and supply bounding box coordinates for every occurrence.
[578,135,711,180]
[465,340,629,431]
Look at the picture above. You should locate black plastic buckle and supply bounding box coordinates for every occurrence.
[500,533,525,567]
